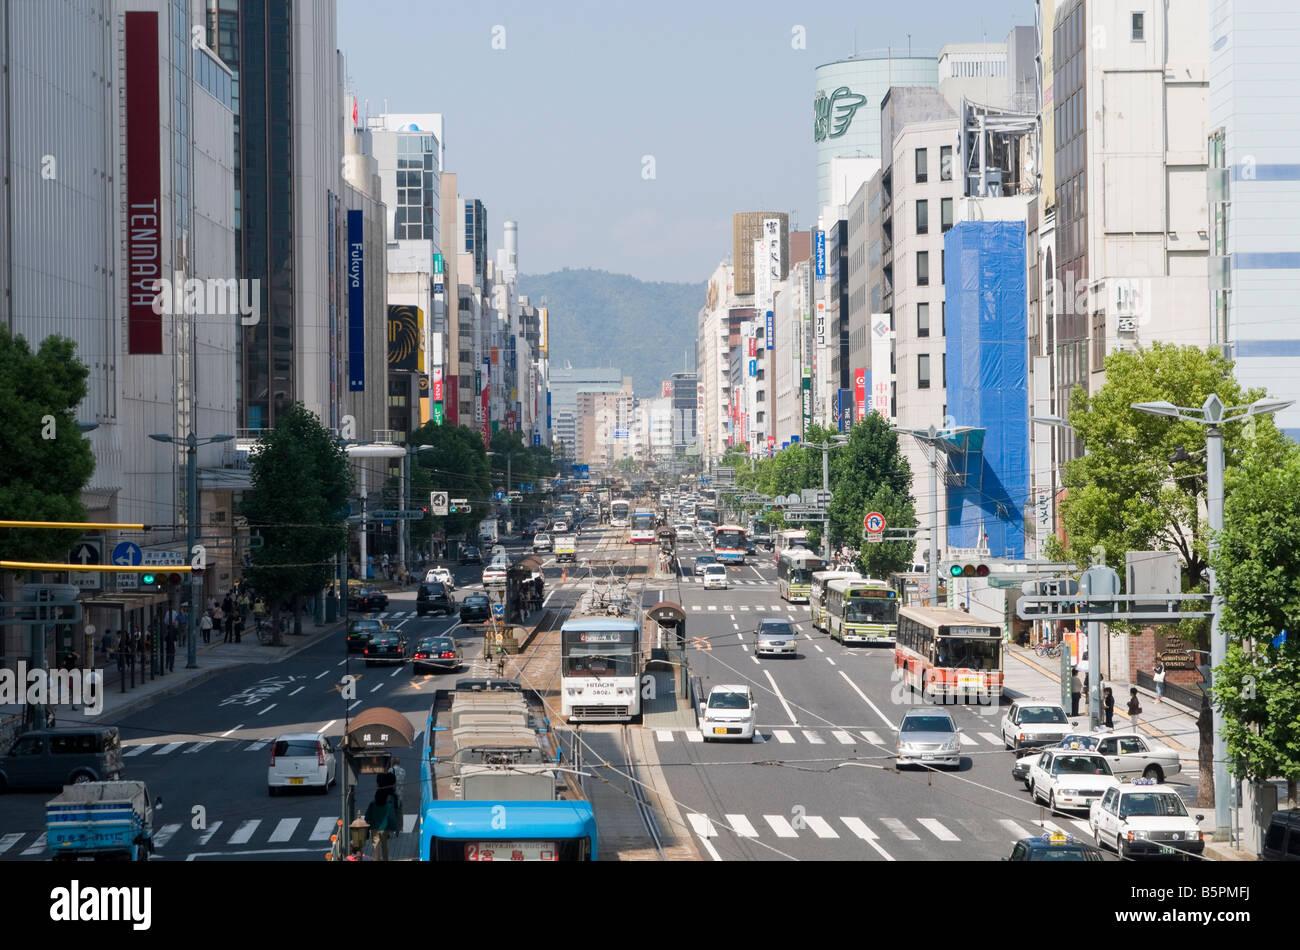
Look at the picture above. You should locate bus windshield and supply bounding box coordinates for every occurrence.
[631,513,655,530]
[934,636,1002,669]
[696,506,718,525]
[714,529,745,549]
[845,597,898,624]
[790,568,814,584]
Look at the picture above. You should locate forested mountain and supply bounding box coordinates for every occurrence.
[518,268,705,398]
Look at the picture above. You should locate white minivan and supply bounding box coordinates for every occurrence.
[700,685,757,742]
[267,733,336,795]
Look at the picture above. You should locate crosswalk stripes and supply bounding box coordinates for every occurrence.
[228,819,260,845]
[917,818,959,841]
[862,730,887,745]
[840,817,877,841]
[156,742,186,755]
[655,729,674,742]
[803,815,839,839]
[246,738,270,752]
[684,730,703,742]
[198,821,223,845]
[999,818,1034,839]
[269,818,300,843]
[687,814,717,838]
[310,817,337,841]
[0,833,23,855]
[153,823,183,849]
[763,814,799,838]
[403,814,418,834]
[653,725,1013,748]
[725,814,759,837]
[980,732,1003,746]
[958,733,978,746]
[802,730,825,744]
[184,741,213,754]
[21,833,46,856]
[831,730,855,744]
[123,744,155,757]
[771,729,794,744]
[879,817,919,840]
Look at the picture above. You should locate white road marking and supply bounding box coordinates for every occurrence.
[245,738,270,751]
[752,656,760,664]
[754,605,766,611]
[980,732,1003,745]
[257,703,277,716]
[289,686,305,696]
[390,667,403,678]
[655,730,674,742]
[198,821,223,844]
[22,834,47,856]
[687,813,717,837]
[999,819,1034,840]
[319,720,337,734]
[268,818,300,843]
[763,669,799,725]
[832,730,855,744]
[772,729,795,744]
[707,605,717,611]
[837,670,896,730]
[763,814,799,838]
[841,817,895,860]
[751,567,764,580]
[0,833,24,854]
[804,815,839,838]
[315,670,330,679]
[741,645,749,652]
[123,744,155,757]
[739,606,749,611]
[813,643,824,653]
[221,724,244,736]
[370,683,384,692]
[684,730,703,742]
[1035,819,1068,834]
[733,623,739,630]
[725,814,759,838]
[228,820,261,844]
[309,817,337,841]
[862,730,887,745]
[183,741,213,754]
[155,742,185,755]
[802,730,825,744]
[826,657,836,667]
[403,814,418,833]
[737,632,745,642]
[918,818,959,841]
[1071,819,1093,836]
[348,700,362,710]
[958,733,977,746]
[880,818,919,840]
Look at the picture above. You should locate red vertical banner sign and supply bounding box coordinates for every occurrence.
[446,376,459,426]
[125,12,162,354]
[432,367,443,401]
[854,369,866,423]
[481,382,491,445]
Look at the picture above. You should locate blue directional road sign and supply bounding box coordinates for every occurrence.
[113,541,143,566]
[491,602,505,618]
[494,490,506,501]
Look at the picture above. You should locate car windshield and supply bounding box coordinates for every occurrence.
[1053,755,1112,775]
[901,716,954,733]
[1020,706,1068,724]
[705,566,725,574]
[697,556,715,565]
[466,595,488,605]
[349,622,381,634]
[1028,846,1096,861]
[759,622,794,637]
[1119,792,1189,819]
[709,692,751,710]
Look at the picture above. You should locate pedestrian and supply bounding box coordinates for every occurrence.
[253,596,266,625]
[364,787,399,861]
[1127,687,1143,728]
[1070,669,1083,717]
[233,609,244,643]
[381,552,390,580]
[1103,686,1115,729]
[199,609,214,644]
[164,624,177,672]
[222,594,235,640]
[100,629,115,658]
[1153,660,1166,703]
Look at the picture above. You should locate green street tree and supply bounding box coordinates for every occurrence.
[1050,342,1264,808]
[827,415,913,553]
[241,404,352,644]
[409,424,490,548]
[0,328,95,566]
[855,482,919,578]
[1213,418,1300,808]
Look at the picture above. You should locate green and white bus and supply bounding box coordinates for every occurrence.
[810,570,863,632]
[826,578,899,645]
[777,548,826,603]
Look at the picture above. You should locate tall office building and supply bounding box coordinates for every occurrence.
[732,212,789,297]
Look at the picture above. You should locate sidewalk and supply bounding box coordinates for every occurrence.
[1,616,346,730]
[1004,641,1254,861]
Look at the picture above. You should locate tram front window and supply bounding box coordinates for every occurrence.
[563,648,636,677]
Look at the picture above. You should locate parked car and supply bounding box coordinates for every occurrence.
[412,636,462,674]
[896,710,961,769]
[0,727,124,790]
[1089,778,1206,859]
[459,593,491,623]
[1006,831,1106,861]
[416,582,455,617]
[693,554,717,576]
[423,566,454,591]
[363,631,408,666]
[347,584,389,612]
[1027,750,1119,812]
[754,618,797,657]
[346,618,387,653]
[1261,808,1300,862]
[702,563,729,589]
[700,685,757,742]
[267,733,335,796]
[459,545,482,565]
[1000,700,1076,751]
[1093,732,1182,783]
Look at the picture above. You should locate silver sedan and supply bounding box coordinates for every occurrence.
[754,619,798,657]
[896,710,962,769]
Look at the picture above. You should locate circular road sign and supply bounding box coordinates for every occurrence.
[864,512,886,533]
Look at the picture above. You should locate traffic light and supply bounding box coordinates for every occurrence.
[141,571,157,587]
[945,561,990,578]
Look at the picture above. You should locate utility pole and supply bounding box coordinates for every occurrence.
[821,439,831,563]
[895,424,975,608]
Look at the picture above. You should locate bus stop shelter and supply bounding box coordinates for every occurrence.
[644,601,687,697]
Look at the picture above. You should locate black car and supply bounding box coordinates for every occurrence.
[347,619,385,653]
[363,632,407,666]
[1262,808,1300,862]
[1005,832,1106,861]
[348,585,388,612]
[459,593,491,623]
[459,545,482,565]
[412,636,463,674]
[416,582,455,617]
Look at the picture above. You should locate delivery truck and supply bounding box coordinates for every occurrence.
[45,780,161,861]
[554,535,576,563]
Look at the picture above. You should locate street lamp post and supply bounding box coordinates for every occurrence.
[1131,394,1293,842]
[894,424,975,608]
[149,432,234,669]
[798,435,848,562]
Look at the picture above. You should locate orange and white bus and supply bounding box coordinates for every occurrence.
[895,605,1003,705]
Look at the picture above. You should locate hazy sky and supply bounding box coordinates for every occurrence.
[338,0,1032,283]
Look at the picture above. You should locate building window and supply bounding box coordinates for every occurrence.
[915,148,928,183]
[918,354,931,390]
[940,145,953,181]
[1131,12,1144,41]
[942,352,947,387]
[916,199,929,235]
[940,249,945,285]
[941,197,954,232]
[942,301,946,336]
[917,251,930,286]
[918,302,930,338]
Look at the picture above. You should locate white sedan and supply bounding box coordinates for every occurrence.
[423,566,454,591]
[675,523,695,540]
[1093,732,1182,783]
[1090,779,1206,859]
[702,564,729,589]
[1027,750,1119,812]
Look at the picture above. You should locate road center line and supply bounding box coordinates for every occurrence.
[256,703,276,717]
[763,669,798,726]
[836,670,896,730]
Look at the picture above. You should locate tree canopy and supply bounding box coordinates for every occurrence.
[409,423,491,543]
[241,404,352,642]
[0,328,95,564]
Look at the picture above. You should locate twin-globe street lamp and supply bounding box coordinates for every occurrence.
[148,432,234,669]
[1131,394,1293,842]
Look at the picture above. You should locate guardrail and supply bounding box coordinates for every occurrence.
[1135,670,1204,712]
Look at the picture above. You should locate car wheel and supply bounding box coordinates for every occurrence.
[318,777,330,795]
[1029,780,1038,803]
[71,771,95,785]
[1049,790,1058,812]
[1023,777,1031,791]
[1117,835,1128,860]
[1143,764,1164,783]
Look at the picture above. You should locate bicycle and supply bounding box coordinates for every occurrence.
[256,619,274,645]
